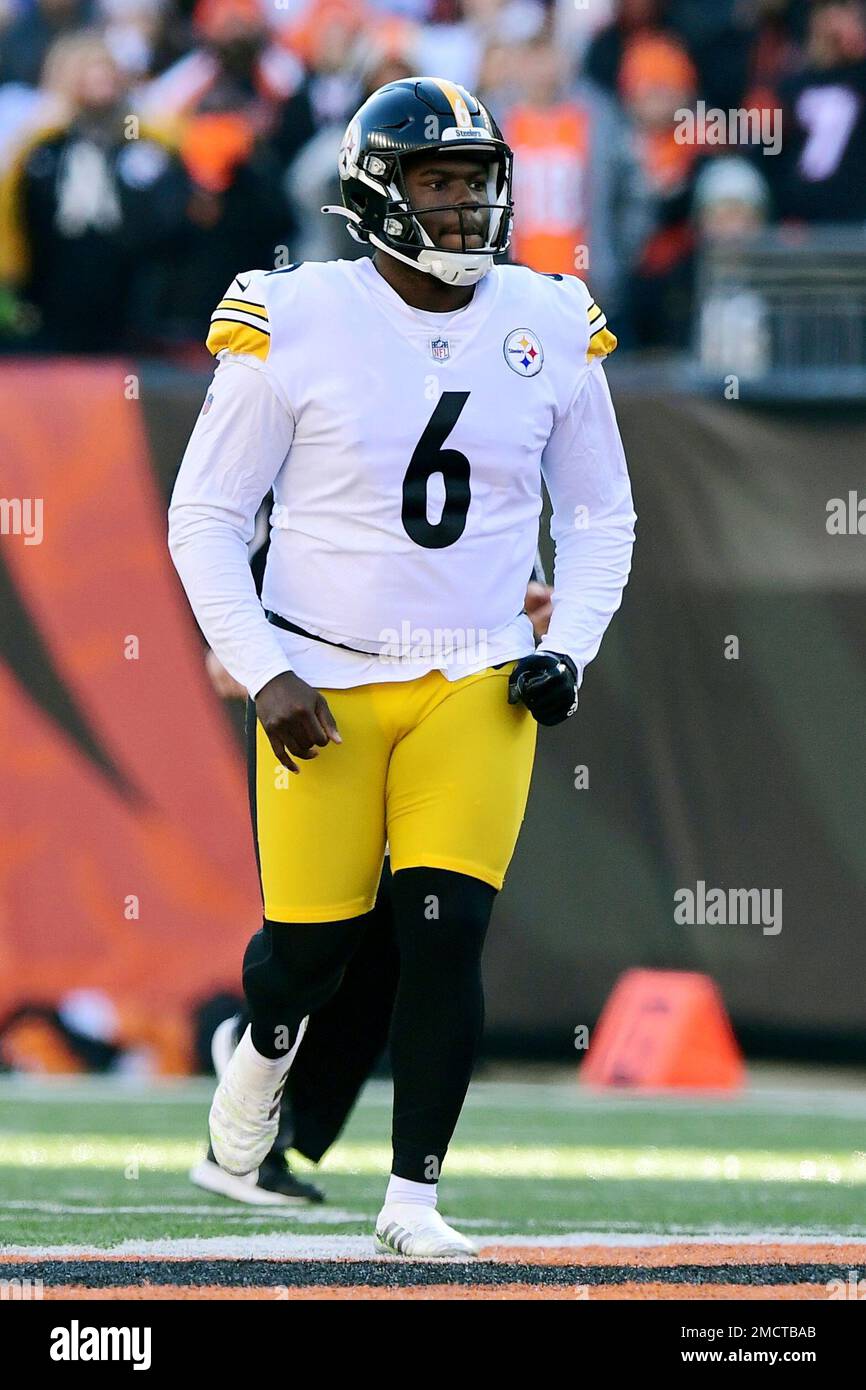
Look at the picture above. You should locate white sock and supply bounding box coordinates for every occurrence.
[385,1174,438,1209]
[241,1021,307,1074]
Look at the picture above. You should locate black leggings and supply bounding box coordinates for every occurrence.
[242,867,496,1183]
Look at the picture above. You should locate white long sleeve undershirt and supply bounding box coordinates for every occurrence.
[537,360,636,684]
[168,355,297,699]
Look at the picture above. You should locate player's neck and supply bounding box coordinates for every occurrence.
[372,251,476,313]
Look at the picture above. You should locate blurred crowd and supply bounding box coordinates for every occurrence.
[0,0,864,355]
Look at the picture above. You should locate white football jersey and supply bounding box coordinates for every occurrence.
[169,256,635,696]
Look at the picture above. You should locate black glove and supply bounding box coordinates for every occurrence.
[507,652,579,726]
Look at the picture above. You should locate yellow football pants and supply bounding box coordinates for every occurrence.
[251,662,537,922]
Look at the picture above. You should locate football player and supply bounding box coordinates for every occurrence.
[191,539,552,1209]
[169,76,636,1257]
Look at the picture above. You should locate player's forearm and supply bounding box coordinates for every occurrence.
[168,509,292,698]
[538,361,636,682]
[168,355,296,697]
[536,508,636,683]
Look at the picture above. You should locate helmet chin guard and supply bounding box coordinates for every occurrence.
[323,76,513,286]
[414,248,494,287]
[321,204,498,286]
[370,232,494,287]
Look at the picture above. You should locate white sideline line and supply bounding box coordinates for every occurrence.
[480,1232,866,1248]
[3,1231,866,1260]
[4,1074,866,1117]
[0,1202,367,1219]
[0,1202,498,1230]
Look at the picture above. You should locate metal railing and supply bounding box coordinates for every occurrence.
[693,226,866,399]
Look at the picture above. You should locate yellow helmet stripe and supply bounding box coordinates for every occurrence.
[429,77,472,129]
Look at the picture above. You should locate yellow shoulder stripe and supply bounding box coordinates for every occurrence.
[206,318,270,361]
[216,298,268,321]
[588,326,618,360]
[586,298,616,360]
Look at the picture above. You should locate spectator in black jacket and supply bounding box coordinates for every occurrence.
[13,33,190,351]
[770,0,866,223]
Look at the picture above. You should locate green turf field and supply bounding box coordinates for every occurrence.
[2,1073,866,1248]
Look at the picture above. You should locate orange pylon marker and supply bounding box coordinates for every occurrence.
[580,969,745,1090]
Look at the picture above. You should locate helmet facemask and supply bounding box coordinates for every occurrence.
[375,147,512,285]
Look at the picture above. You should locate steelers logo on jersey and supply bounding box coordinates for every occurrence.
[504,329,544,377]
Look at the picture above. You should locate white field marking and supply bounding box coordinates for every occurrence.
[6,1215,864,1239]
[0,1236,378,1259]
[4,1231,866,1261]
[519,1218,866,1235]
[0,1203,498,1232]
[478,1232,866,1248]
[0,1201,367,1219]
[0,1216,369,1229]
[5,1073,866,1117]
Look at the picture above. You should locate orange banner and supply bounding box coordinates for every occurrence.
[0,359,259,1068]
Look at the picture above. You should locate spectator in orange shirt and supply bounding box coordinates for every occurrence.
[619,30,699,345]
[501,34,652,326]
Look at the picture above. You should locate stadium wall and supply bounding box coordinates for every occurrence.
[2,359,865,1063]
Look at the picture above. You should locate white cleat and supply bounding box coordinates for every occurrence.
[375,1204,478,1259]
[189,1158,297,1206]
[208,1021,307,1176]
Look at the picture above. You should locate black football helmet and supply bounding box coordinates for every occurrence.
[322,76,513,287]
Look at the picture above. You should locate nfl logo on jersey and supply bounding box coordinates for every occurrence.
[430,337,450,362]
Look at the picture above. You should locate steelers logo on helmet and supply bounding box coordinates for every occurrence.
[338,118,361,179]
[504,329,544,377]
